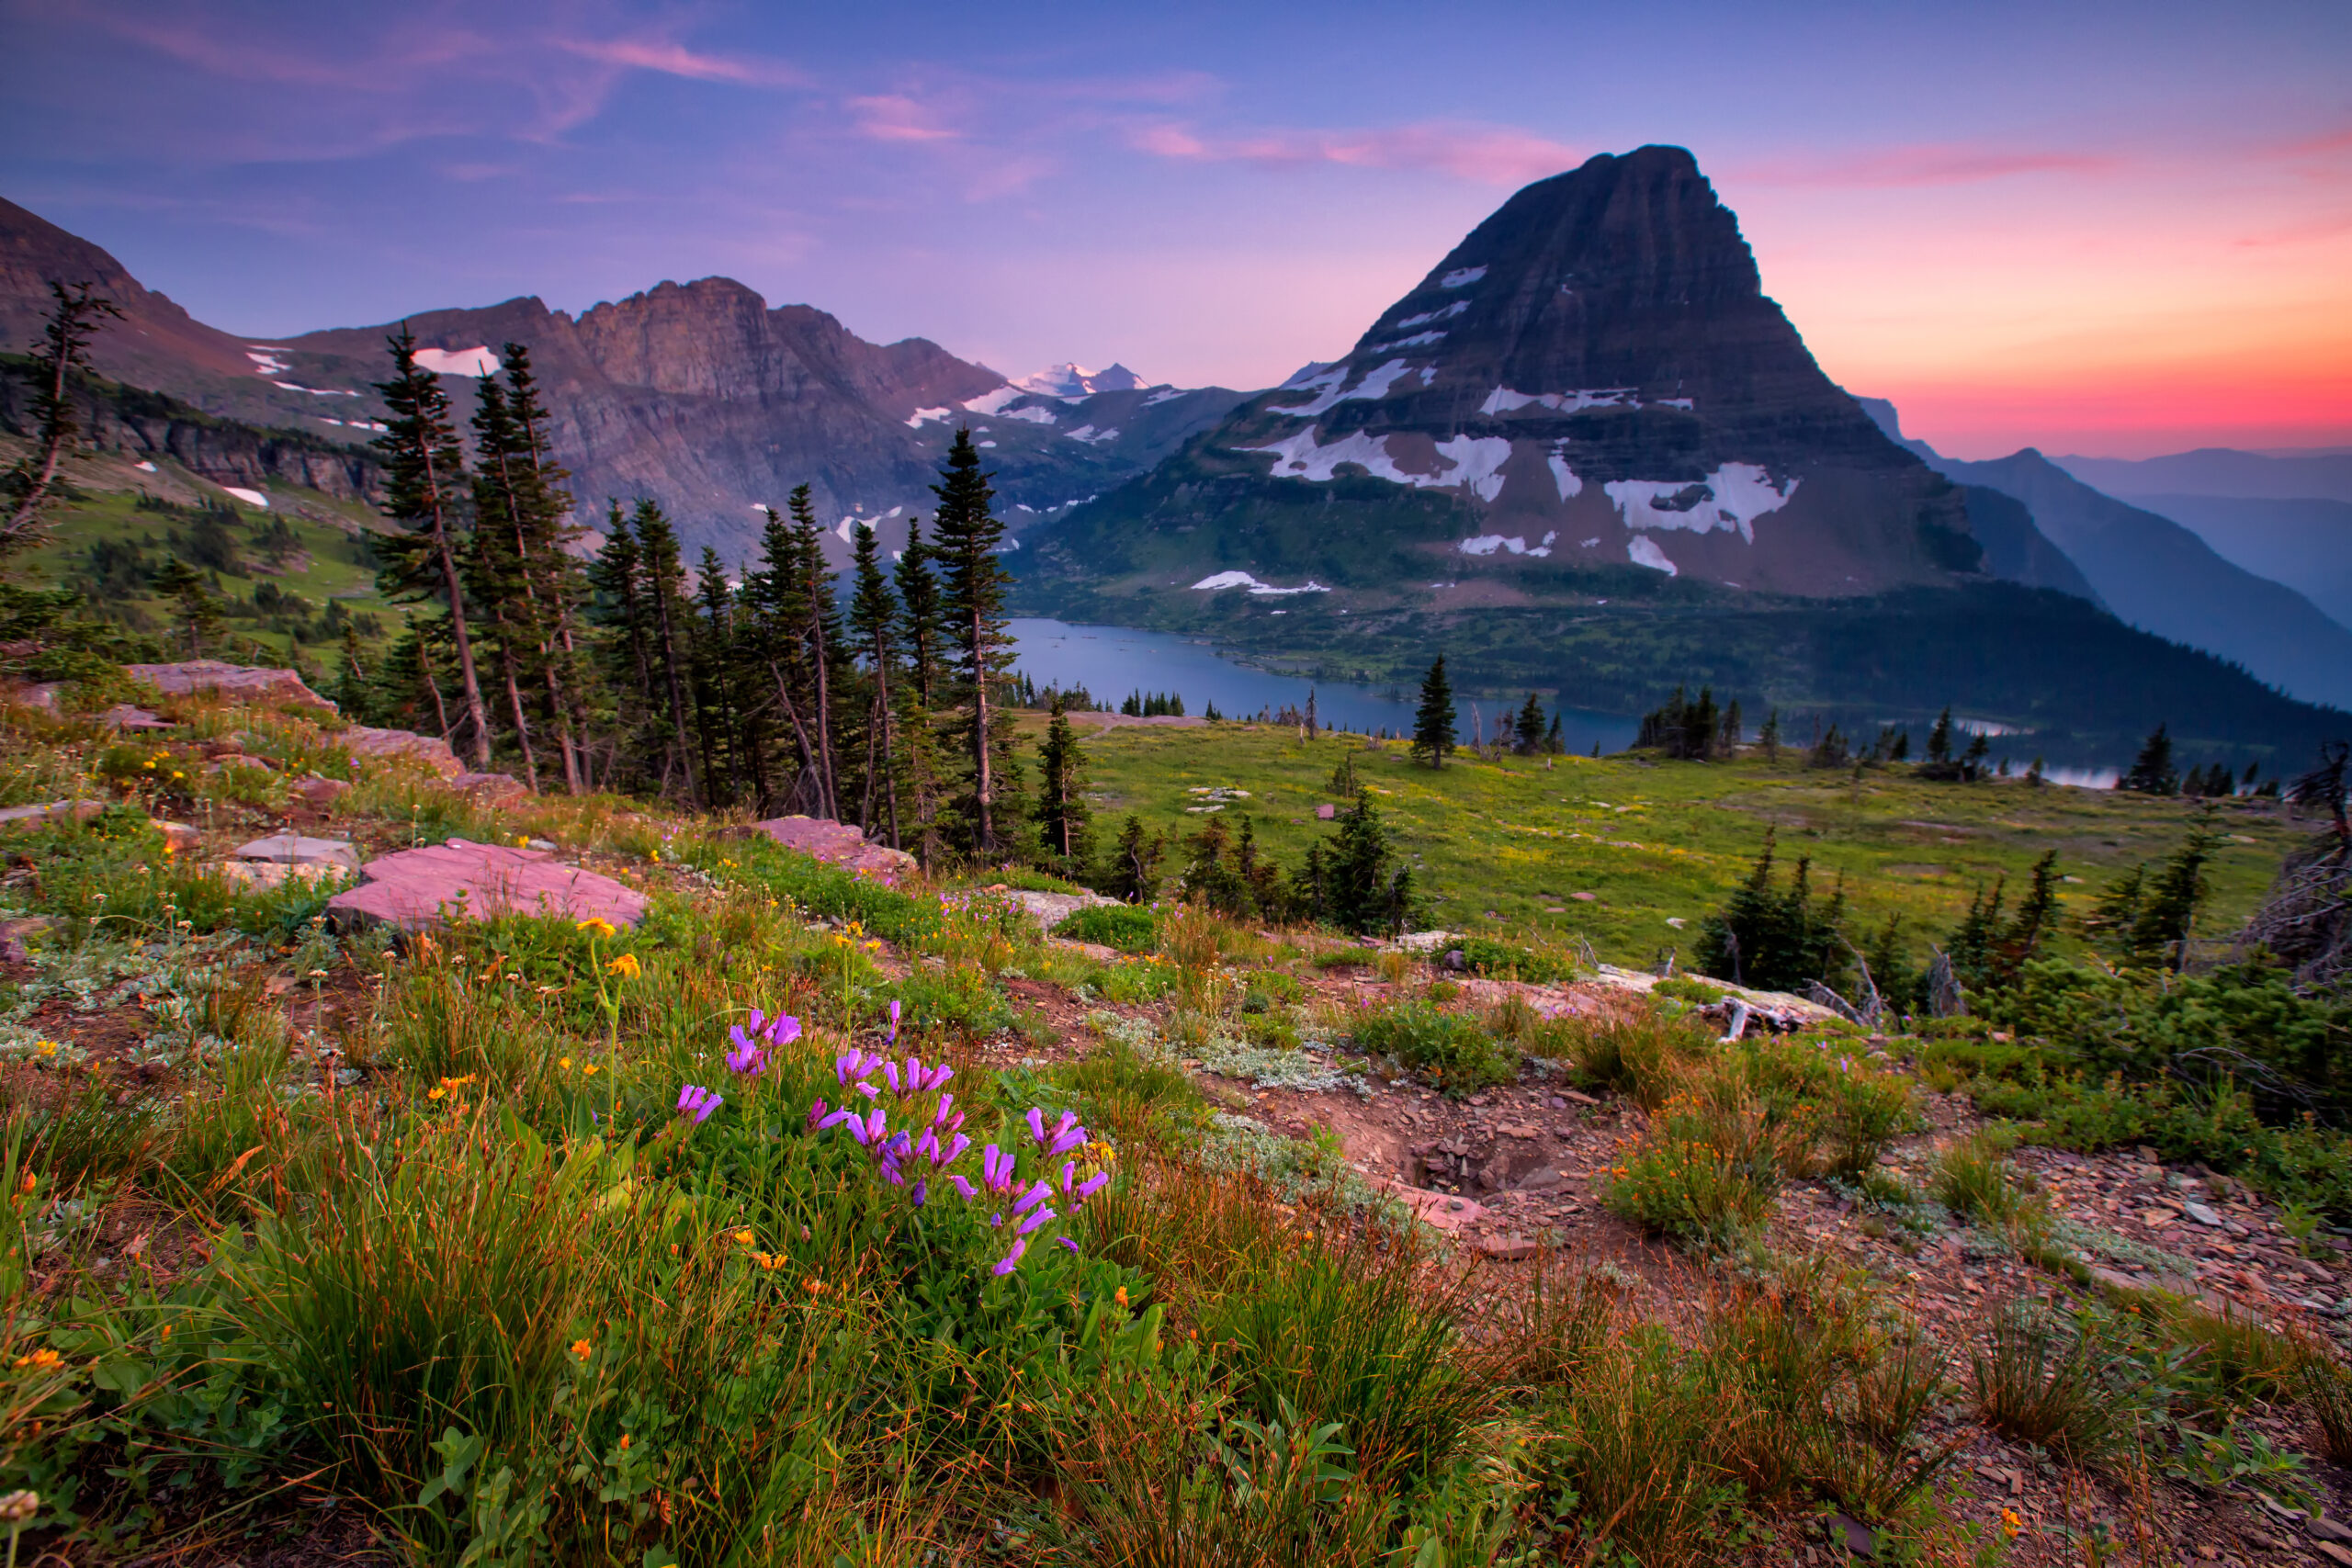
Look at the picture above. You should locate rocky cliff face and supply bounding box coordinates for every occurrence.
[0,198,1247,566]
[1025,146,1976,604]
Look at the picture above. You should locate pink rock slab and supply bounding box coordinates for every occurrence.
[741,816,919,883]
[327,840,648,932]
[126,660,336,713]
[339,726,464,779]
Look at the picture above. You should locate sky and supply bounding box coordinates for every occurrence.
[3,0,2348,459]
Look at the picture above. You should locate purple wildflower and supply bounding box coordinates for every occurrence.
[946,1174,976,1201]
[1057,1236,1080,1253]
[992,1237,1028,1276]
[675,1083,723,1124]
[1072,1171,1110,1203]
[1016,1204,1057,1236]
[881,1059,902,1095]
[936,1132,970,1168]
[726,1026,768,1076]
[887,998,901,1043]
[806,1097,829,1132]
[1013,1180,1052,1216]
[911,1179,928,1208]
[1025,1107,1046,1145]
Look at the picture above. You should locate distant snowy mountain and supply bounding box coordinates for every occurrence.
[1010,362,1148,400]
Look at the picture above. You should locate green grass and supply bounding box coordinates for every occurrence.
[1052,716,2301,969]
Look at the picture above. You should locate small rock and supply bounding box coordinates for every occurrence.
[1475,1235,1541,1261]
[450,772,527,805]
[210,860,345,891]
[126,660,336,713]
[2312,1517,2352,1546]
[1560,1089,1599,1106]
[1571,891,1597,901]
[341,725,463,778]
[2316,1541,2352,1567]
[0,798,103,832]
[2182,1201,2222,1227]
[326,838,649,933]
[151,819,201,853]
[525,838,557,852]
[99,704,174,731]
[1546,1095,1566,1109]
[1314,804,1337,820]
[1828,1511,1876,1559]
[291,775,352,808]
[1516,1167,1564,1192]
[235,833,362,872]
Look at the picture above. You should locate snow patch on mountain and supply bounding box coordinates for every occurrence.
[1439,265,1487,288]
[244,347,289,376]
[1395,301,1470,330]
[413,345,499,378]
[1064,424,1120,445]
[1248,428,1510,500]
[1547,447,1584,502]
[1268,358,1420,418]
[907,407,953,427]
[1193,570,1330,595]
[1141,388,1187,406]
[1366,330,1446,354]
[1000,405,1057,425]
[1626,536,1677,574]
[1605,463,1798,543]
[1479,386,1651,416]
[959,386,1025,416]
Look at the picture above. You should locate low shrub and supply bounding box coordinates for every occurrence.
[1348,999,1516,1092]
[1565,1010,1712,1108]
[1435,935,1574,984]
[1052,903,1159,953]
[1932,1134,2028,1225]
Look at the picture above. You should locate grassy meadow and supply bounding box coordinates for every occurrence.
[1057,715,2301,967]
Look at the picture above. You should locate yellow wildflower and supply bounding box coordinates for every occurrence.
[570,1338,592,1363]
[2000,1508,2022,1540]
[575,918,619,939]
[605,953,640,980]
[734,1229,755,1245]
[559,1056,572,1070]
[33,1041,58,1057]
[14,1348,61,1370]
[428,1086,447,1100]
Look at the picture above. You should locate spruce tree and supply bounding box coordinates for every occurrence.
[1758,707,1781,761]
[785,487,844,818]
[1926,707,1953,765]
[1099,814,1163,904]
[1513,692,1546,753]
[1544,711,1563,753]
[371,326,493,768]
[630,501,700,805]
[150,558,223,656]
[2128,806,2217,966]
[3,281,121,559]
[2120,723,2178,795]
[894,518,946,708]
[928,429,1016,850]
[1034,692,1092,870]
[848,520,902,844]
[333,622,373,723]
[1410,655,1455,769]
[1326,788,1415,935]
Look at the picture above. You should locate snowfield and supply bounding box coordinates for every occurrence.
[1604,463,1798,543]
[1247,429,1509,500]
[413,346,500,378]
[1626,536,1678,574]
[1267,358,1421,418]
[1439,265,1487,288]
[1191,570,1330,596]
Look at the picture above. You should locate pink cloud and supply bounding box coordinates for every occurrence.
[555,36,809,90]
[1735,144,2120,187]
[849,95,960,143]
[1131,120,1582,185]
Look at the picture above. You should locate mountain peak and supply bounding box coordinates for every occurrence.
[1012,362,1148,400]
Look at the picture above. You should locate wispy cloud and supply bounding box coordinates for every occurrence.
[554,35,809,90]
[848,95,960,143]
[1130,120,1583,185]
[1734,144,2120,187]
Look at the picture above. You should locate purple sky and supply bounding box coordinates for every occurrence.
[4,0,2348,457]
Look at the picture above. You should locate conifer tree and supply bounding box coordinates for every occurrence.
[333,622,372,722]
[895,518,946,708]
[150,558,222,656]
[630,501,700,804]
[1100,814,1163,904]
[1410,655,1455,769]
[847,520,902,844]
[1034,691,1092,870]
[1513,692,1546,753]
[1544,711,1563,753]
[2120,723,2178,795]
[2128,806,2216,966]
[785,486,843,817]
[929,430,1016,850]
[3,281,121,559]
[372,327,493,768]
[1326,788,1415,934]
[1758,707,1781,760]
[1926,707,1953,765]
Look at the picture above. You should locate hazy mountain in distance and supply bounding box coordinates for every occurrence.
[2054,448,2352,504]
[2124,493,2352,633]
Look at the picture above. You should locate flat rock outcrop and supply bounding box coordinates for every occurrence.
[740,816,919,884]
[326,840,648,932]
[126,661,336,713]
[339,725,463,778]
